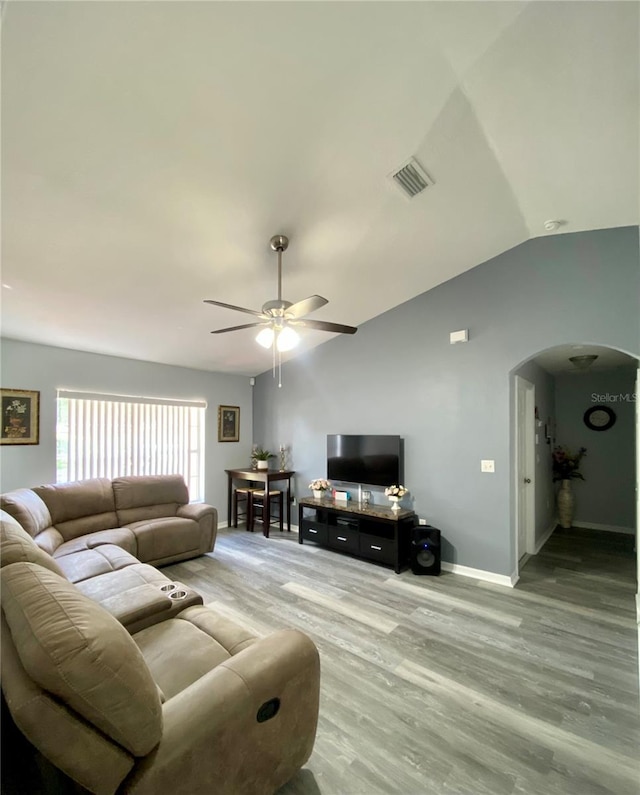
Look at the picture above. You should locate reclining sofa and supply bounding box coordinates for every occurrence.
[0,475,321,794]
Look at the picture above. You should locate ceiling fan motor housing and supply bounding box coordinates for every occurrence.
[262,299,292,316]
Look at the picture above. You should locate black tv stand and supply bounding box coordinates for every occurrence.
[298,497,416,573]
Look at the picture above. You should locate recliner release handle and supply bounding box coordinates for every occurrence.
[257,698,280,723]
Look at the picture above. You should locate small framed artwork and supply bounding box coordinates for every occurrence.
[218,405,240,442]
[1,388,40,445]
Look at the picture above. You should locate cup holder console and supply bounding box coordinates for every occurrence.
[159,582,189,602]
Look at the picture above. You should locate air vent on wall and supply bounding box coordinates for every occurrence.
[388,157,434,199]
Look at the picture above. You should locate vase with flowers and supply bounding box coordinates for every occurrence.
[4,399,27,439]
[384,484,408,512]
[552,446,587,528]
[309,479,330,500]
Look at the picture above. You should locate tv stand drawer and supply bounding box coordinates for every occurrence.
[328,527,359,554]
[300,522,328,545]
[359,533,395,565]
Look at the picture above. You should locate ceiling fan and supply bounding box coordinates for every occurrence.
[204,235,357,353]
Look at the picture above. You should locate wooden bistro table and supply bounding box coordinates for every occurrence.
[225,468,295,538]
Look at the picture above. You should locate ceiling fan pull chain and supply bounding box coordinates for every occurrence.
[278,350,282,389]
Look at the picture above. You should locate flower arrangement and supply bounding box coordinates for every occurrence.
[309,479,330,492]
[5,400,27,418]
[552,446,587,482]
[385,485,408,498]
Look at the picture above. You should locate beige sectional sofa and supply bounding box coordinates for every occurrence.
[1,473,217,566]
[0,475,321,794]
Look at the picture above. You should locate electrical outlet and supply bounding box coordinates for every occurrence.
[481,460,495,473]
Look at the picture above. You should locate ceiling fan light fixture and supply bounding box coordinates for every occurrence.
[569,354,598,370]
[256,327,274,349]
[276,326,300,352]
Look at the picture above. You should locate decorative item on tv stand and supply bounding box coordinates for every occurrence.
[253,447,275,470]
[309,479,330,500]
[385,484,408,512]
[552,446,587,529]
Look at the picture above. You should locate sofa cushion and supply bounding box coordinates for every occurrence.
[126,517,202,564]
[74,562,169,601]
[1,612,135,795]
[33,527,65,556]
[1,562,162,756]
[53,545,140,584]
[34,479,118,540]
[133,617,232,700]
[52,527,137,558]
[176,606,257,656]
[113,474,188,526]
[0,511,65,578]
[1,489,53,538]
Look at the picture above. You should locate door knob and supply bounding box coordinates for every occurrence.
[524,478,531,484]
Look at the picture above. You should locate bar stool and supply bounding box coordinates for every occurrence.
[233,487,261,528]
[248,490,284,533]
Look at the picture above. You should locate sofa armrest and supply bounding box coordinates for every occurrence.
[98,583,203,631]
[99,585,173,627]
[176,503,217,554]
[122,629,320,795]
[175,502,216,522]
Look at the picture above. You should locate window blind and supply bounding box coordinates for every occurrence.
[56,390,206,501]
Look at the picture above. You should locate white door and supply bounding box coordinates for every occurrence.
[515,376,536,562]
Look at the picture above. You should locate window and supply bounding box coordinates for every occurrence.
[56,390,206,501]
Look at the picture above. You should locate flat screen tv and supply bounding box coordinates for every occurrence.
[327,434,401,488]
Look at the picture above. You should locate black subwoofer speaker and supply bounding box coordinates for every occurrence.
[410,526,441,575]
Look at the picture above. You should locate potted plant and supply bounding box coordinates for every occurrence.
[253,448,274,470]
[552,446,586,528]
[384,484,408,512]
[309,479,330,500]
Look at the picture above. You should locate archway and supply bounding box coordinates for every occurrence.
[510,343,638,602]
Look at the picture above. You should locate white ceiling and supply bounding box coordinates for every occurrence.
[1,1,638,375]
[532,345,638,375]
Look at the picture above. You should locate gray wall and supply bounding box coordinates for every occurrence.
[0,339,253,512]
[513,360,556,547]
[254,226,640,577]
[555,366,637,529]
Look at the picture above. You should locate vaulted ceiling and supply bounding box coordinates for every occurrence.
[2,1,638,374]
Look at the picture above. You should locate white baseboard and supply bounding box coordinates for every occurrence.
[440,561,517,588]
[572,521,635,536]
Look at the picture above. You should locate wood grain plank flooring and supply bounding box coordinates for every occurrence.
[163,525,639,795]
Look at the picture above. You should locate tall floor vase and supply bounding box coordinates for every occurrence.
[557,479,574,529]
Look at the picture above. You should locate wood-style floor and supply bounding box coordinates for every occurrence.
[164,524,639,795]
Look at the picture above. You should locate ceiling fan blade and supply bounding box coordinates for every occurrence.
[294,319,358,335]
[204,299,265,318]
[210,322,266,335]
[285,294,329,319]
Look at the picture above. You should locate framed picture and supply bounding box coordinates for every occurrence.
[1,388,40,445]
[218,405,240,442]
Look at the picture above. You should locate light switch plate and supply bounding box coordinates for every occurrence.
[418,518,427,525]
[481,459,495,473]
